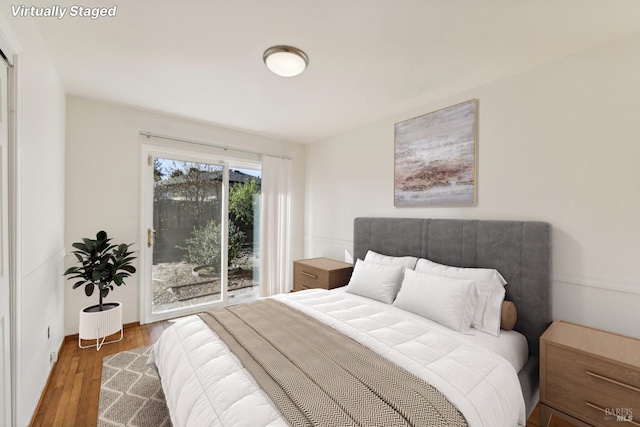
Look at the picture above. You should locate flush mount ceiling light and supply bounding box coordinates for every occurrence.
[263,45,309,77]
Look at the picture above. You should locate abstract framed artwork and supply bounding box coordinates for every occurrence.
[394,99,477,206]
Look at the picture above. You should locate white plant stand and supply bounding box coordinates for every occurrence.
[78,302,123,351]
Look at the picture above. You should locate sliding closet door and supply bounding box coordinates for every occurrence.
[0,56,11,427]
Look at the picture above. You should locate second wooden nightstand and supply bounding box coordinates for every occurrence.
[540,320,640,427]
[293,257,353,292]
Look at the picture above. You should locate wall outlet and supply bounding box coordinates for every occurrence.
[50,351,58,363]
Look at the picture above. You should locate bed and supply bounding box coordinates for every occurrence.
[149,217,551,426]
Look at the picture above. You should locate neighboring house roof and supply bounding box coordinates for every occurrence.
[229,170,260,184]
[156,169,260,187]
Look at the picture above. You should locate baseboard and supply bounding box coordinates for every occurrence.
[64,321,141,342]
[28,338,64,426]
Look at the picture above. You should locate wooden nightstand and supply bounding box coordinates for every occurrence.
[293,258,353,292]
[540,320,640,427]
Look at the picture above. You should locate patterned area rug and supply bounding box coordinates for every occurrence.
[98,346,172,427]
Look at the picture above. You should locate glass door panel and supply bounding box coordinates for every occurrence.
[151,158,226,314]
[227,168,261,304]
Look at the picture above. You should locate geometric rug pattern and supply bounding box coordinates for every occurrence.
[98,345,172,427]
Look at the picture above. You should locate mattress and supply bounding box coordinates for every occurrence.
[150,289,527,426]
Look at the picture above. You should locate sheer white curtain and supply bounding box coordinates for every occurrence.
[260,156,293,296]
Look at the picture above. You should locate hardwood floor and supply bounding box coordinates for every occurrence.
[527,405,578,427]
[29,321,171,427]
[30,320,576,427]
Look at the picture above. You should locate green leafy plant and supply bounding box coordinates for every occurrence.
[180,220,246,270]
[229,178,260,227]
[63,231,137,311]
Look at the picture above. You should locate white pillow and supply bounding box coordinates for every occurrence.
[415,258,506,336]
[393,269,477,333]
[364,250,418,270]
[345,259,405,304]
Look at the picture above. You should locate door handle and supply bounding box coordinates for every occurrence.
[147,228,156,247]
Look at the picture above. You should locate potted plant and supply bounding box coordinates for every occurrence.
[63,230,136,350]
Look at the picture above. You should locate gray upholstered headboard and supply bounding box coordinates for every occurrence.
[353,217,551,358]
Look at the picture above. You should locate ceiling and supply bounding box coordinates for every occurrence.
[27,0,640,143]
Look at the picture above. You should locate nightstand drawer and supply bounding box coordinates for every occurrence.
[546,344,640,393]
[544,371,639,426]
[294,264,329,289]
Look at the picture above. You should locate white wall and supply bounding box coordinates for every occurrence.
[305,33,640,339]
[65,97,305,334]
[0,7,67,426]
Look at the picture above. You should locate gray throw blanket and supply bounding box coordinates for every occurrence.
[199,299,467,427]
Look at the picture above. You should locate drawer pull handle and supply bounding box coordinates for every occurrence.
[301,271,317,279]
[586,370,640,394]
[586,401,640,426]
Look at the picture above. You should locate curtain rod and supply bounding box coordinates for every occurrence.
[139,131,291,160]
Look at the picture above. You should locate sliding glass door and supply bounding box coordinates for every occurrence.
[141,146,261,322]
[151,157,227,313]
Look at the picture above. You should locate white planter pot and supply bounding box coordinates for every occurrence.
[78,301,123,350]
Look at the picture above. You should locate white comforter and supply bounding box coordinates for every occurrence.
[150,289,526,427]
